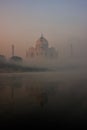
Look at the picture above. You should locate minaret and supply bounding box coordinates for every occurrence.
[70,43,73,57]
[12,44,14,57]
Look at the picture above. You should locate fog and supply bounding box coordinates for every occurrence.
[0,0,87,128]
[0,43,87,128]
[7,36,87,72]
[22,53,87,72]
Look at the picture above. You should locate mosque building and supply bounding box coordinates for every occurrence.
[26,34,58,59]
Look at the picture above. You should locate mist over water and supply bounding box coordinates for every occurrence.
[23,55,87,73]
[0,56,87,127]
[0,0,87,127]
[0,42,87,128]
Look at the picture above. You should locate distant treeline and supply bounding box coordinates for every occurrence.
[0,62,48,73]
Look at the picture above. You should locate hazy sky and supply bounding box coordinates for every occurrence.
[0,0,87,58]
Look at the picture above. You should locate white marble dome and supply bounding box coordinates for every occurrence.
[35,35,48,49]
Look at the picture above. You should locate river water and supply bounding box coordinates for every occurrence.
[0,69,87,127]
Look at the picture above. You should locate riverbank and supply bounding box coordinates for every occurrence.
[0,63,48,73]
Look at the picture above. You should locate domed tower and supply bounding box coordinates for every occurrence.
[35,34,49,56]
[35,34,48,50]
[27,34,58,59]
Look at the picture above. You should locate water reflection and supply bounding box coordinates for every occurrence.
[0,75,58,116]
[10,77,23,88]
[24,81,49,108]
[0,72,87,125]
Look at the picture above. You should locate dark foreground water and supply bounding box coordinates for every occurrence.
[0,69,87,128]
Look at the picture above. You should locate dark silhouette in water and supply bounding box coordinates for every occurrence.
[0,70,87,128]
[37,92,48,108]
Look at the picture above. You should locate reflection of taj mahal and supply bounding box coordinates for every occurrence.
[26,34,58,59]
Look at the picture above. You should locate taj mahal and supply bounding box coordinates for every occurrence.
[26,34,58,59]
